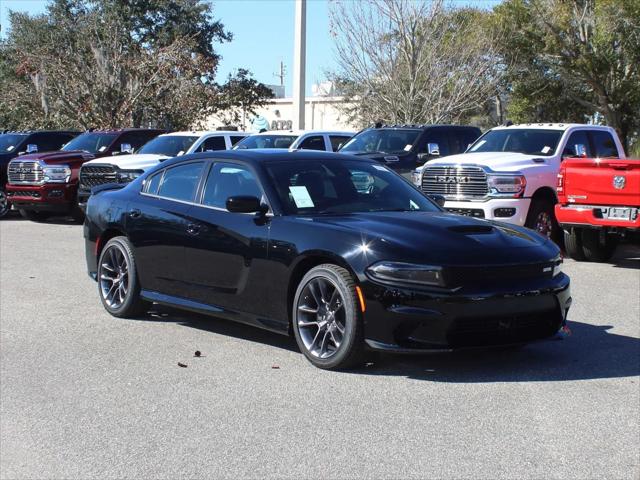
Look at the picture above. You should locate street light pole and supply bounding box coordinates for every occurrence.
[292,0,306,130]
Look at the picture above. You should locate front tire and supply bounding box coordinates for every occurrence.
[0,188,10,219]
[292,264,365,370]
[525,198,561,244]
[19,209,51,222]
[97,236,150,317]
[581,229,617,262]
[563,227,586,261]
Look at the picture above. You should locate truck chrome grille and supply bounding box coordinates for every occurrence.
[80,165,118,189]
[7,161,44,185]
[421,166,488,199]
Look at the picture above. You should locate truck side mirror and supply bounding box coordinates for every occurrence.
[26,144,38,153]
[574,144,587,157]
[427,143,440,156]
[120,143,134,154]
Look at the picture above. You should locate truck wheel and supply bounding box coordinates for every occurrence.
[563,228,586,261]
[292,264,366,370]
[97,236,150,318]
[0,188,9,219]
[581,230,617,262]
[19,209,51,222]
[525,199,560,244]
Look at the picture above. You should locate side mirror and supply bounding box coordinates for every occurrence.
[120,143,134,154]
[427,143,440,156]
[574,144,587,157]
[111,151,121,156]
[26,144,38,153]
[428,194,446,208]
[226,195,268,214]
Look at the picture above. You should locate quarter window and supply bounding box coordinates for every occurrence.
[197,136,227,152]
[202,162,262,209]
[230,135,245,146]
[298,135,326,151]
[156,162,204,202]
[145,171,163,195]
[591,131,619,158]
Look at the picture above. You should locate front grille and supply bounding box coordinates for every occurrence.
[80,165,117,189]
[446,309,562,347]
[422,166,488,199]
[8,161,43,185]
[445,262,554,287]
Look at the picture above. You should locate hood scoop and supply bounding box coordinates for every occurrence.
[447,225,495,234]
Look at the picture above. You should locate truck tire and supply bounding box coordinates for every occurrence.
[0,188,9,219]
[563,228,586,261]
[525,198,561,244]
[70,203,85,224]
[581,229,617,262]
[19,209,51,222]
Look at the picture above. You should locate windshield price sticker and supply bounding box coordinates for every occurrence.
[404,144,412,151]
[98,146,107,152]
[541,146,551,154]
[289,186,315,208]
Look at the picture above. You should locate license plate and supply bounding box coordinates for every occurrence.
[607,207,632,220]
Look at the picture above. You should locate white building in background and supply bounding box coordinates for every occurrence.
[205,83,358,132]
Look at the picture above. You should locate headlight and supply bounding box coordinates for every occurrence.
[487,174,526,197]
[43,165,71,183]
[552,255,562,277]
[411,170,422,187]
[117,170,144,183]
[367,261,445,287]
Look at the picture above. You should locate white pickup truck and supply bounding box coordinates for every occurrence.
[414,123,626,240]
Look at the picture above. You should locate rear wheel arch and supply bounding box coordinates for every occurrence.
[97,228,127,260]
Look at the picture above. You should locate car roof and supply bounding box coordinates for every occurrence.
[491,123,615,131]
[159,131,248,137]
[366,124,480,131]
[158,148,375,168]
[248,130,354,136]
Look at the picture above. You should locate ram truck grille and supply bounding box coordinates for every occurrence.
[8,161,44,185]
[80,165,118,189]
[422,166,488,199]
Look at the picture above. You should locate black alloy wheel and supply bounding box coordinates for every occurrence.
[292,264,365,370]
[97,236,149,317]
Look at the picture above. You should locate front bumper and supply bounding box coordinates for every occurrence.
[361,274,571,352]
[555,204,640,231]
[6,183,77,212]
[443,198,530,225]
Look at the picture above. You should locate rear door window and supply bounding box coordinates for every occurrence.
[201,162,263,209]
[298,135,326,151]
[156,162,204,202]
[590,131,619,158]
[329,135,352,152]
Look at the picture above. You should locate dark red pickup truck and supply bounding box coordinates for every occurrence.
[6,128,163,221]
[556,157,640,261]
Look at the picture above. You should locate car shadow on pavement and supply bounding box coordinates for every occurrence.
[610,244,640,270]
[354,321,640,382]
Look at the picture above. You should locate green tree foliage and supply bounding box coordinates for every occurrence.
[214,69,274,128]
[0,0,271,131]
[494,0,640,151]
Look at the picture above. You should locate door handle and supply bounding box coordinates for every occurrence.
[186,223,202,235]
[129,208,141,218]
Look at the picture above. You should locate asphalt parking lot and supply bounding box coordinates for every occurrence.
[1,216,639,479]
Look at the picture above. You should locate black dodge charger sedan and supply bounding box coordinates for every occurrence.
[84,149,571,369]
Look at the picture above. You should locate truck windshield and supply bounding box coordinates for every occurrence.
[0,134,27,153]
[62,133,118,154]
[234,135,298,149]
[138,136,199,156]
[339,129,421,155]
[468,129,563,157]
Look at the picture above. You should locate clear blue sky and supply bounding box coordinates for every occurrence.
[0,0,502,96]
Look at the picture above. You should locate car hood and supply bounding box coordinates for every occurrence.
[300,211,555,266]
[418,152,548,173]
[9,150,95,165]
[83,153,168,170]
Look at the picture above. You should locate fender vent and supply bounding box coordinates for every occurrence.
[447,225,494,234]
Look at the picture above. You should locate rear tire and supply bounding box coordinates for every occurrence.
[525,198,561,244]
[70,203,85,224]
[292,264,365,370]
[581,229,617,262]
[0,188,9,219]
[563,227,586,261]
[19,209,51,222]
[97,236,150,317]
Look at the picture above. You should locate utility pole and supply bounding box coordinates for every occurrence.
[292,0,306,130]
[273,61,286,87]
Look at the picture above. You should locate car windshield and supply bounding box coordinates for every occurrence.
[62,132,118,154]
[138,135,199,156]
[339,128,421,155]
[234,135,298,149]
[265,159,440,215]
[0,134,27,153]
[468,129,563,156]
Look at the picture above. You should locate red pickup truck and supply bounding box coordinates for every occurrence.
[556,158,640,261]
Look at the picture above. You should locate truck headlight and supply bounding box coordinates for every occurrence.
[487,174,526,197]
[552,255,562,277]
[367,261,445,287]
[43,165,71,183]
[411,170,422,187]
[117,170,144,183]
